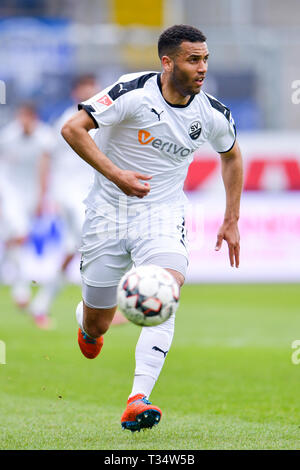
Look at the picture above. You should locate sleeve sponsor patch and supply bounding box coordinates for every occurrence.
[96,94,113,107]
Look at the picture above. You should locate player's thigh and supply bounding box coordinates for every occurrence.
[80,250,133,293]
[80,252,131,336]
[80,208,133,290]
[82,282,120,310]
[131,224,188,288]
[142,253,187,287]
[80,212,133,324]
[165,268,185,287]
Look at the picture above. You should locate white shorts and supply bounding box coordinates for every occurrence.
[79,205,189,288]
[82,252,188,308]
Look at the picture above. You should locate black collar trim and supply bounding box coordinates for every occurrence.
[157,73,195,108]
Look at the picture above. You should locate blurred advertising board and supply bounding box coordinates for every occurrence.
[184,131,300,282]
[186,132,300,192]
[185,191,300,283]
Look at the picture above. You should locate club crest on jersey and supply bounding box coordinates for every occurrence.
[188,121,202,140]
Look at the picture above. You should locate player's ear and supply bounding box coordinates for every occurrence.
[161,55,174,73]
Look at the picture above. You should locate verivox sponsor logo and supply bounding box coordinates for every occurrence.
[138,129,193,157]
[138,130,154,145]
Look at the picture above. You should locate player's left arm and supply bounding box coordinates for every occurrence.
[215,140,243,268]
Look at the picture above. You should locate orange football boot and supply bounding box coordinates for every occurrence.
[121,393,162,432]
[78,328,104,359]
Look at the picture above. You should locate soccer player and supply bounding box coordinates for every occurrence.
[29,75,127,328]
[0,103,53,314]
[28,76,98,327]
[61,24,243,431]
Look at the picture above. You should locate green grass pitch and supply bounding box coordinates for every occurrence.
[0,283,299,450]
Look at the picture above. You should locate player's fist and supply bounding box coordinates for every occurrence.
[113,170,152,198]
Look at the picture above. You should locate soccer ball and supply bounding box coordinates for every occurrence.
[117,265,179,327]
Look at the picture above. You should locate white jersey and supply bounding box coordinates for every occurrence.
[0,120,54,210]
[79,71,236,210]
[50,105,95,201]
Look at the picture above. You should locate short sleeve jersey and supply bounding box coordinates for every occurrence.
[79,71,236,209]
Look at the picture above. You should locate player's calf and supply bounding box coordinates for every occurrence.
[82,302,117,338]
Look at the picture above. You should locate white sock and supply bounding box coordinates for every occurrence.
[76,300,84,331]
[30,272,65,317]
[129,313,175,399]
[129,375,156,399]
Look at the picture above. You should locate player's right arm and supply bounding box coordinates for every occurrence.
[61,109,151,198]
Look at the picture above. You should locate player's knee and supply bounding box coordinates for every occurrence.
[176,273,185,288]
[166,269,185,288]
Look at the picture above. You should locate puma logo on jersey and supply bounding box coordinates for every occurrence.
[119,83,127,93]
[152,346,168,357]
[151,108,164,121]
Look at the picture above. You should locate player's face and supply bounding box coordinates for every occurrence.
[17,108,37,135]
[170,41,209,97]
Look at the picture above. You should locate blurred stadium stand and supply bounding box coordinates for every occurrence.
[0,0,300,129]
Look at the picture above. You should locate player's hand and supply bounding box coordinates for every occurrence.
[215,220,240,268]
[113,170,152,198]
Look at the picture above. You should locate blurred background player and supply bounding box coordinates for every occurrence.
[0,103,53,312]
[28,75,127,328]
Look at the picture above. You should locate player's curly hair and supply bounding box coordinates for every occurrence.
[158,24,206,59]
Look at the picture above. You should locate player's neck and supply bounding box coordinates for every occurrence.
[160,73,191,106]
